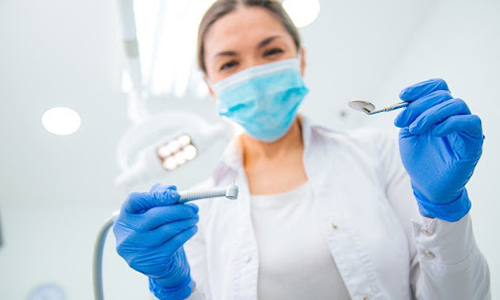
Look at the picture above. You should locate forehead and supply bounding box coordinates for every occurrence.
[204,6,291,56]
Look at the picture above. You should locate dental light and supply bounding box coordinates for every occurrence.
[115,111,231,191]
[157,134,198,171]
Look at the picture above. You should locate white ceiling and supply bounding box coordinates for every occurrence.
[0,0,438,206]
[0,0,128,206]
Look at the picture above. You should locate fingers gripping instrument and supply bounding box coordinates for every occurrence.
[93,184,239,300]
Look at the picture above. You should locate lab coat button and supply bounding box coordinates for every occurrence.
[424,250,436,259]
[244,255,251,263]
[420,227,432,236]
[330,222,338,229]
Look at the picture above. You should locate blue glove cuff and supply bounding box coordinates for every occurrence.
[415,189,471,222]
[149,276,195,300]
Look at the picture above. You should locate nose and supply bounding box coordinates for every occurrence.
[242,58,268,71]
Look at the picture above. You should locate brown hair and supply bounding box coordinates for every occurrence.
[197,0,301,73]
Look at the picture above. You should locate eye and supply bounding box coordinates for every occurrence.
[220,61,238,71]
[264,48,283,57]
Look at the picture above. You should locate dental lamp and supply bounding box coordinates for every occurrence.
[115,111,231,192]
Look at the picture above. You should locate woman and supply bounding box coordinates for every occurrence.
[113,1,490,299]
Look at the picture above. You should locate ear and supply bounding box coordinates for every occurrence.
[299,46,306,77]
[203,73,217,101]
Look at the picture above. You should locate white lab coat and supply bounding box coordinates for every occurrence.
[179,116,490,300]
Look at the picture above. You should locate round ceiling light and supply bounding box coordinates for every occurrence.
[283,0,321,28]
[42,107,81,136]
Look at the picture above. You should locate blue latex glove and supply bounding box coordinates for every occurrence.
[113,184,199,300]
[394,78,484,222]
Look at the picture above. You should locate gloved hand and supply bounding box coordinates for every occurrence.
[394,78,484,222]
[113,184,199,300]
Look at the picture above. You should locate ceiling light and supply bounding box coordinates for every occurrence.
[283,0,321,28]
[42,107,81,136]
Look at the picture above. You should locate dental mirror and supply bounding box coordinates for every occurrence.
[348,100,409,115]
[348,100,376,115]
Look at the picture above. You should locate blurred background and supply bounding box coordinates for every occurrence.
[0,0,499,299]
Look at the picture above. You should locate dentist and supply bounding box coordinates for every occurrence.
[113,0,490,299]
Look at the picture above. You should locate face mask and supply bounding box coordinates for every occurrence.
[212,58,309,142]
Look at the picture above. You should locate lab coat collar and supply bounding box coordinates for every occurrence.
[212,114,316,183]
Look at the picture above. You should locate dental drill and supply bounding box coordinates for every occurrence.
[93,184,239,300]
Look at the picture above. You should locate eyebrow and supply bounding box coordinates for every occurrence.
[213,35,283,58]
[258,35,282,49]
[215,50,238,58]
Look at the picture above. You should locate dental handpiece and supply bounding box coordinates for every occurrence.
[110,184,239,221]
[177,184,239,204]
[95,184,238,300]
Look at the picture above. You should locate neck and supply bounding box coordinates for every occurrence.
[240,117,304,167]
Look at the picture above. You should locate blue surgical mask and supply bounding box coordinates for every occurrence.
[212,58,309,142]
